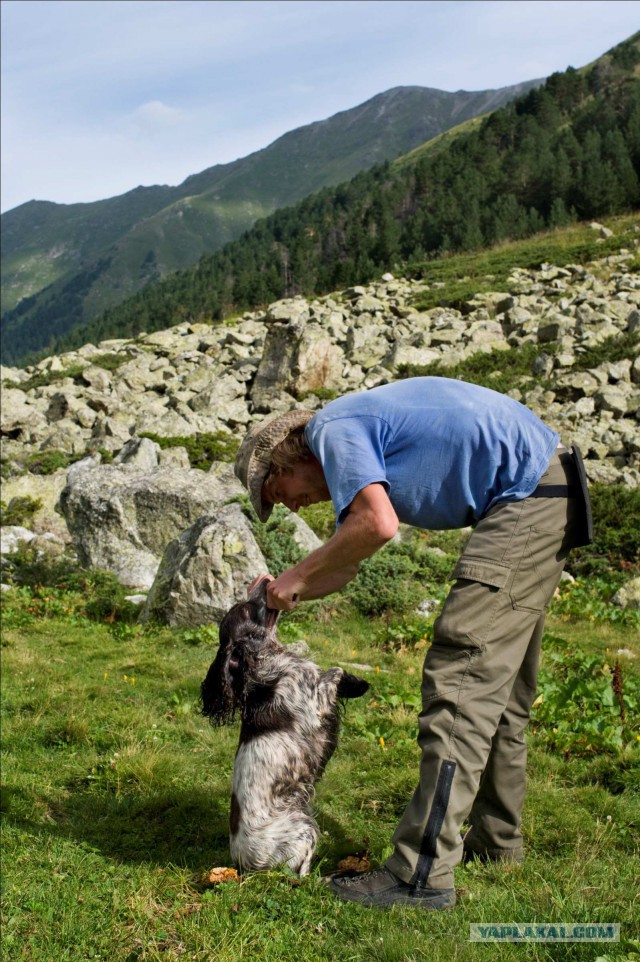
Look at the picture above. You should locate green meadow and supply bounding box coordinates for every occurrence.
[2,567,638,962]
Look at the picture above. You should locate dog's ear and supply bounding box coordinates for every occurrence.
[337,671,370,699]
[200,654,238,725]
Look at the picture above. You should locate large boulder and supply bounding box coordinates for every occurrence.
[140,504,268,626]
[58,439,244,588]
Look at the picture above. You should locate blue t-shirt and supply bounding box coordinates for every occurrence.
[304,378,559,529]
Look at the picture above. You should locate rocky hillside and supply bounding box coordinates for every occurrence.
[2,220,638,491]
[1,218,638,619]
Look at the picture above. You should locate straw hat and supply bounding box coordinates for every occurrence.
[234,410,315,522]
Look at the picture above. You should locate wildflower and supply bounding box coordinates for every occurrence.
[351,649,357,655]
[379,736,385,749]
[130,677,136,685]
[103,673,108,680]
[375,666,380,673]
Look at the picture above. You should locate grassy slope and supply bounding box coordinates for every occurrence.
[2,598,638,962]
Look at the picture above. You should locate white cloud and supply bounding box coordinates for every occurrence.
[130,100,186,132]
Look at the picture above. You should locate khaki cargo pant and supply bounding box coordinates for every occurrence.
[385,449,579,890]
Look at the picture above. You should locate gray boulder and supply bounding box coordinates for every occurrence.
[140,504,268,626]
[0,525,36,555]
[612,576,640,610]
[58,454,244,588]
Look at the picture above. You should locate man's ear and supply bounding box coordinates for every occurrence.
[337,671,370,699]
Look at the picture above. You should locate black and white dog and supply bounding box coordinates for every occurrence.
[201,579,369,876]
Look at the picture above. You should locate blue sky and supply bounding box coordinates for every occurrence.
[2,0,639,213]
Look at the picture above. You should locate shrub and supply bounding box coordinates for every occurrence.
[12,364,86,393]
[532,635,640,756]
[568,482,640,578]
[298,501,336,541]
[91,352,127,372]
[23,449,80,475]
[0,496,42,527]
[347,548,424,617]
[397,342,550,395]
[572,331,640,373]
[2,544,139,625]
[247,504,305,577]
[139,431,240,468]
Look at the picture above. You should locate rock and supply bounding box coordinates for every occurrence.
[2,246,639,499]
[288,515,324,554]
[158,446,191,470]
[112,436,161,472]
[291,326,345,395]
[124,594,148,606]
[80,365,112,392]
[0,525,36,555]
[58,458,244,588]
[612,576,640,609]
[595,385,634,417]
[588,222,614,239]
[250,323,301,411]
[265,297,310,326]
[555,371,600,399]
[346,326,390,369]
[140,504,268,626]
[0,389,48,440]
[384,344,441,370]
[30,533,66,558]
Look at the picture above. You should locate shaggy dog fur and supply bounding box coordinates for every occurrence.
[201,580,369,876]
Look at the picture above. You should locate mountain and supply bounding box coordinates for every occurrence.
[37,31,639,359]
[1,81,543,364]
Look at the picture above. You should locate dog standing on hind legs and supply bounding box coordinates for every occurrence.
[201,579,369,876]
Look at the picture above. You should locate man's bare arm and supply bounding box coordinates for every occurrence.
[266,483,398,610]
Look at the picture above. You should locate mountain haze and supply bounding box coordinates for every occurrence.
[1,80,542,362]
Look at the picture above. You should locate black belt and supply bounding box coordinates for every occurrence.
[529,484,577,498]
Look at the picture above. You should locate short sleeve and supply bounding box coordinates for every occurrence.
[305,415,391,523]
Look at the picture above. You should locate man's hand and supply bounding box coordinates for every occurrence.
[266,569,307,611]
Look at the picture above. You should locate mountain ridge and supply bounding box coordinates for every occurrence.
[1,80,543,333]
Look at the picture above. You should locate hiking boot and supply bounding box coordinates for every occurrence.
[327,866,456,910]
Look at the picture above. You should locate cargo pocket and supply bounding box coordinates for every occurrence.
[510,526,566,613]
[422,644,476,703]
[433,557,511,651]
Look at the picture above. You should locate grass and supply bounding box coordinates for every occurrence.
[405,212,640,313]
[2,585,639,962]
